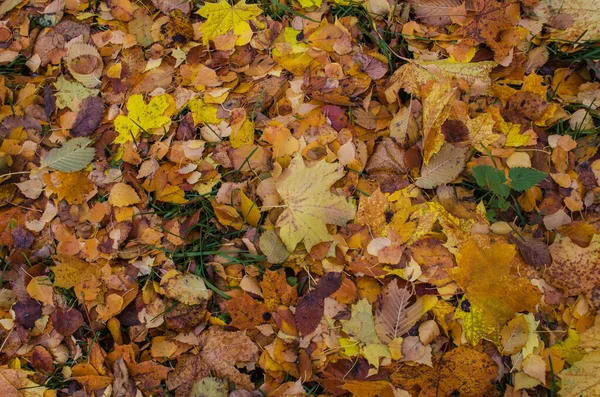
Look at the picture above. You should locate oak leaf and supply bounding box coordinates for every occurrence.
[451,237,541,344]
[275,155,355,252]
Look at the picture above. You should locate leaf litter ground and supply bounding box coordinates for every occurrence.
[2,0,600,396]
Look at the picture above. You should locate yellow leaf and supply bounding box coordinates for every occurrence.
[240,191,260,227]
[272,28,314,75]
[275,155,355,252]
[155,185,188,204]
[51,255,100,290]
[558,349,600,397]
[113,94,175,144]
[342,298,391,368]
[26,276,53,306]
[197,0,262,45]
[188,97,221,126]
[297,0,322,8]
[501,314,530,355]
[421,79,456,164]
[43,171,95,205]
[108,182,141,207]
[230,118,255,148]
[451,236,541,344]
[158,269,212,305]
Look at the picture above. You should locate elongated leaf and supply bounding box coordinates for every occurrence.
[375,279,424,344]
[416,143,467,189]
[41,137,95,173]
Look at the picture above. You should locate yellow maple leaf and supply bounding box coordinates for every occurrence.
[451,236,541,345]
[113,94,175,144]
[197,0,262,46]
[464,112,501,151]
[275,155,355,252]
[43,171,95,205]
[272,27,314,75]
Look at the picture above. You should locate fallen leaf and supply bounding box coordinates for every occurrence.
[159,269,212,305]
[451,237,541,344]
[546,234,600,297]
[375,279,424,344]
[275,155,355,252]
[416,143,468,189]
[197,0,262,45]
[558,348,600,397]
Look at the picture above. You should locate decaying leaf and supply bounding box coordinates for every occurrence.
[546,234,600,297]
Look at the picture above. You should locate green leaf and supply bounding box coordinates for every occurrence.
[41,137,96,173]
[508,167,547,192]
[472,165,510,198]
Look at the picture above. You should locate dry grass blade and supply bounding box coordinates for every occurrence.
[375,279,424,343]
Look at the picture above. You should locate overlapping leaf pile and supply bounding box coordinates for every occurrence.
[1,0,600,395]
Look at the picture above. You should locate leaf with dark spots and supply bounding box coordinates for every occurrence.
[315,272,342,299]
[51,308,84,336]
[295,290,325,336]
[13,300,42,329]
[71,96,105,137]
